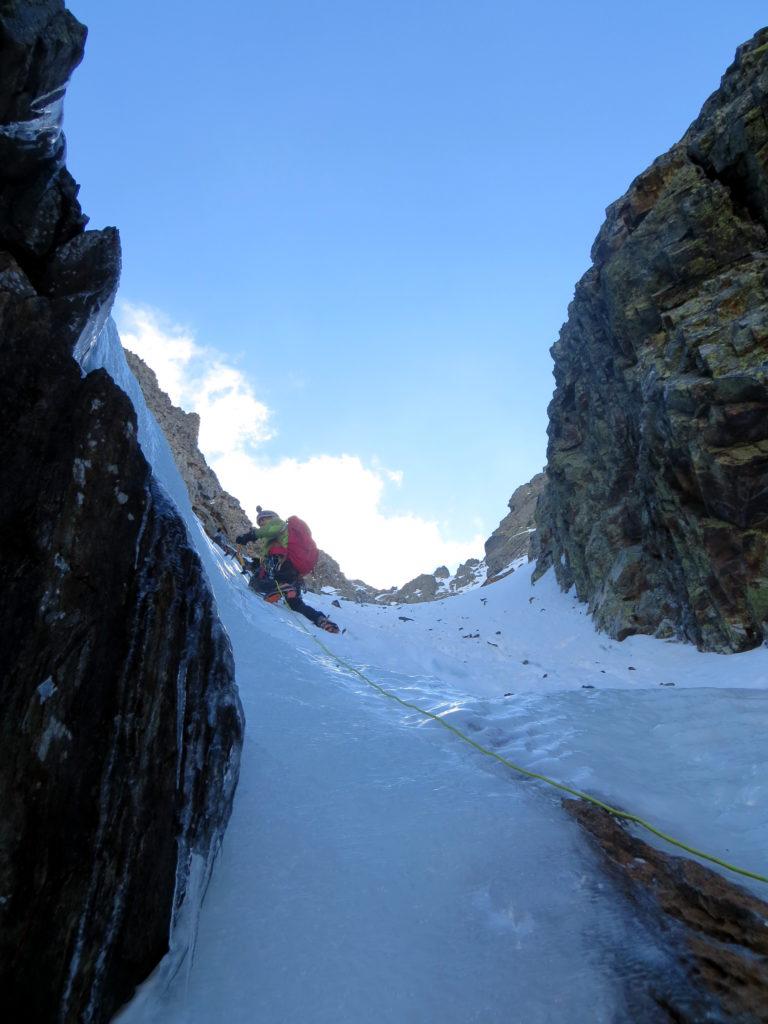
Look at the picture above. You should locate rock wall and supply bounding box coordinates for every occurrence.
[0,4,243,1021]
[536,29,768,653]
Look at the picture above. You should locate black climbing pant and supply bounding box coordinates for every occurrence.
[250,559,326,627]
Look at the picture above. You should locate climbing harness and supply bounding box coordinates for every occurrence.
[274,583,768,886]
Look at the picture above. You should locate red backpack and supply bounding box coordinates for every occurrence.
[285,516,319,575]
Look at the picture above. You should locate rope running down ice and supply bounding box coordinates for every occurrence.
[275,583,768,886]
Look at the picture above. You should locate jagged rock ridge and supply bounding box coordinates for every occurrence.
[0,4,243,1021]
[536,29,768,653]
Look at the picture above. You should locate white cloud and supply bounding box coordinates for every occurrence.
[118,302,483,588]
[119,303,200,406]
[118,302,272,456]
[213,451,484,588]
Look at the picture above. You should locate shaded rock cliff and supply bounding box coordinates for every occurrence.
[536,29,768,652]
[0,4,243,1021]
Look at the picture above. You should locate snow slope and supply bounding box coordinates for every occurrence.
[84,322,768,1022]
[329,556,768,697]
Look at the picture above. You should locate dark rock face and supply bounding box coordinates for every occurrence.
[565,801,768,1023]
[0,3,243,1021]
[536,30,768,652]
[0,2,88,258]
[485,472,545,582]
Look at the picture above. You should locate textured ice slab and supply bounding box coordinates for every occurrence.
[119,548,768,1024]
[122,555,680,1024]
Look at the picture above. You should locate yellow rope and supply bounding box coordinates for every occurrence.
[275,583,768,886]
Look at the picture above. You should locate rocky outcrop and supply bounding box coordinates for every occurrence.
[485,472,545,581]
[565,801,768,1023]
[388,570,443,603]
[0,4,243,1021]
[536,29,768,653]
[383,558,485,604]
[376,472,545,605]
[124,350,253,542]
[452,557,485,590]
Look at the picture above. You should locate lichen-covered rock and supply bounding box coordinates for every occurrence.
[536,29,768,652]
[485,472,545,582]
[0,3,243,1020]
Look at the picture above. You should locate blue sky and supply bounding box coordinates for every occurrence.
[64,1,767,585]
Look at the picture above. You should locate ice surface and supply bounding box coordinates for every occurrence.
[36,677,56,704]
[119,554,676,1024]
[87,320,768,1022]
[0,87,65,157]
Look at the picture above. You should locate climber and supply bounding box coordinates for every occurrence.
[236,507,340,634]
